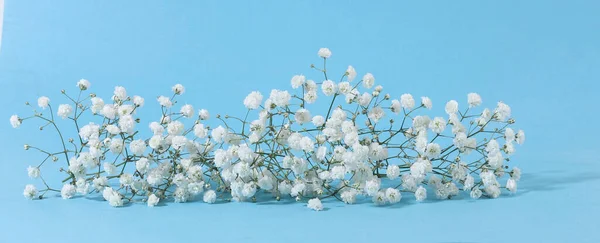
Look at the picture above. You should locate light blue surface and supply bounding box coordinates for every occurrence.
[1,1,599,242]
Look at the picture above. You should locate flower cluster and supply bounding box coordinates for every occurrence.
[13,48,525,210]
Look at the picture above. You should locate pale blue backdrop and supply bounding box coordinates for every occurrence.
[0,1,599,242]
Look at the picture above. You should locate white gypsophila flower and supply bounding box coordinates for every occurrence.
[133,95,144,107]
[211,126,227,143]
[468,93,482,107]
[506,178,518,193]
[147,194,160,207]
[61,184,77,199]
[157,96,173,108]
[421,96,432,109]
[129,139,146,156]
[470,188,483,199]
[9,115,21,128]
[104,187,124,207]
[445,100,458,115]
[120,173,134,187]
[385,188,402,204]
[464,174,475,191]
[400,93,415,109]
[390,100,401,114]
[37,96,50,109]
[312,115,325,127]
[321,80,337,96]
[373,191,387,205]
[269,89,291,107]
[386,165,400,180]
[338,82,352,95]
[295,108,311,125]
[291,75,305,89]
[415,186,427,202]
[358,92,372,106]
[429,117,446,134]
[172,84,185,95]
[362,73,375,89]
[346,65,357,82]
[118,115,135,134]
[364,178,381,196]
[495,101,511,121]
[101,104,117,120]
[425,143,441,159]
[93,177,108,191]
[511,167,522,181]
[505,127,515,142]
[307,198,324,211]
[341,189,358,204]
[90,97,104,114]
[57,104,73,119]
[180,104,195,118]
[76,178,90,195]
[167,121,184,135]
[117,105,134,117]
[113,86,127,101]
[27,166,40,178]
[516,130,525,145]
[194,123,208,138]
[198,109,210,120]
[244,91,263,110]
[106,124,121,135]
[304,90,318,104]
[318,48,331,58]
[368,106,385,123]
[136,158,150,174]
[23,185,38,200]
[170,136,187,151]
[77,79,91,90]
[203,190,217,204]
[149,122,164,135]
[104,163,118,175]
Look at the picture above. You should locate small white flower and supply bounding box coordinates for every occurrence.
[421,97,432,109]
[400,93,415,109]
[23,185,38,200]
[113,86,127,101]
[346,65,357,82]
[180,104,195,118]
[516,130,525,145]
[136,158,150,174]
[133,95,145,107]
[57,104,73,119]
[385,188,402,204]
[104,163,118,175]
[77,79,91,90]
[506,178,518,193]
[157,96,173,108]
[321,80,337,96]
[386,165,400,180]
[445,100,458,114]
[90,97,104,114]
[27,166,40,178]
[291,75,306,89]
[415,186,427,202]
[203,190,217,204]
[129,139,146,156]
[494,101,511,121]
[373,191,387,205]
[194,123,208,138]
[172,84,185,95]
[211,126,227,143]
[147,194,160,207]
[244,91,263,110]
[269,89,291,107]
[429,117,446,134]
[198,109,210,120]
[341,189,358,204]
[511,167,522,181]
[362,73,375,89]
[307,198,324,211]
[467,93,482,107]
[312,115,325,127]
[470,188,482,199]
[318,48,331,58]
[10,115,21,128]
[294,109,311,125]
[38,96,50,109]
[61,184,77,199]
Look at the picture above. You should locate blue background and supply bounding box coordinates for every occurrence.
[1,1,599,242]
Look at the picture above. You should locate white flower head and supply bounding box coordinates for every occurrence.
[244,91,263,110]
[400,93,415,109]
[23,185,38,200]
[421,96,432,109]
[133,95,145,107]
[180,104,195,118]
[415,186,427,202]
[307,198,324,211]
[147,194,160,207]
[467,93,482,107]
[61,184,77,199]
[77,79,91,90]
[57,104,73,119]
[362,73,375,89]
[291,75,306,89]
[198,109,210,120]
[203,190,217,204]
[113,86,127,101]
[318,48,331,58]
[172,84,185,95]
[346,65,357,82]
[157,96,173,108]
[38,96,50,109]
[321,80,337,96]
[27,166,40,178]
[10,115,21,128]
[445,100,458,115]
